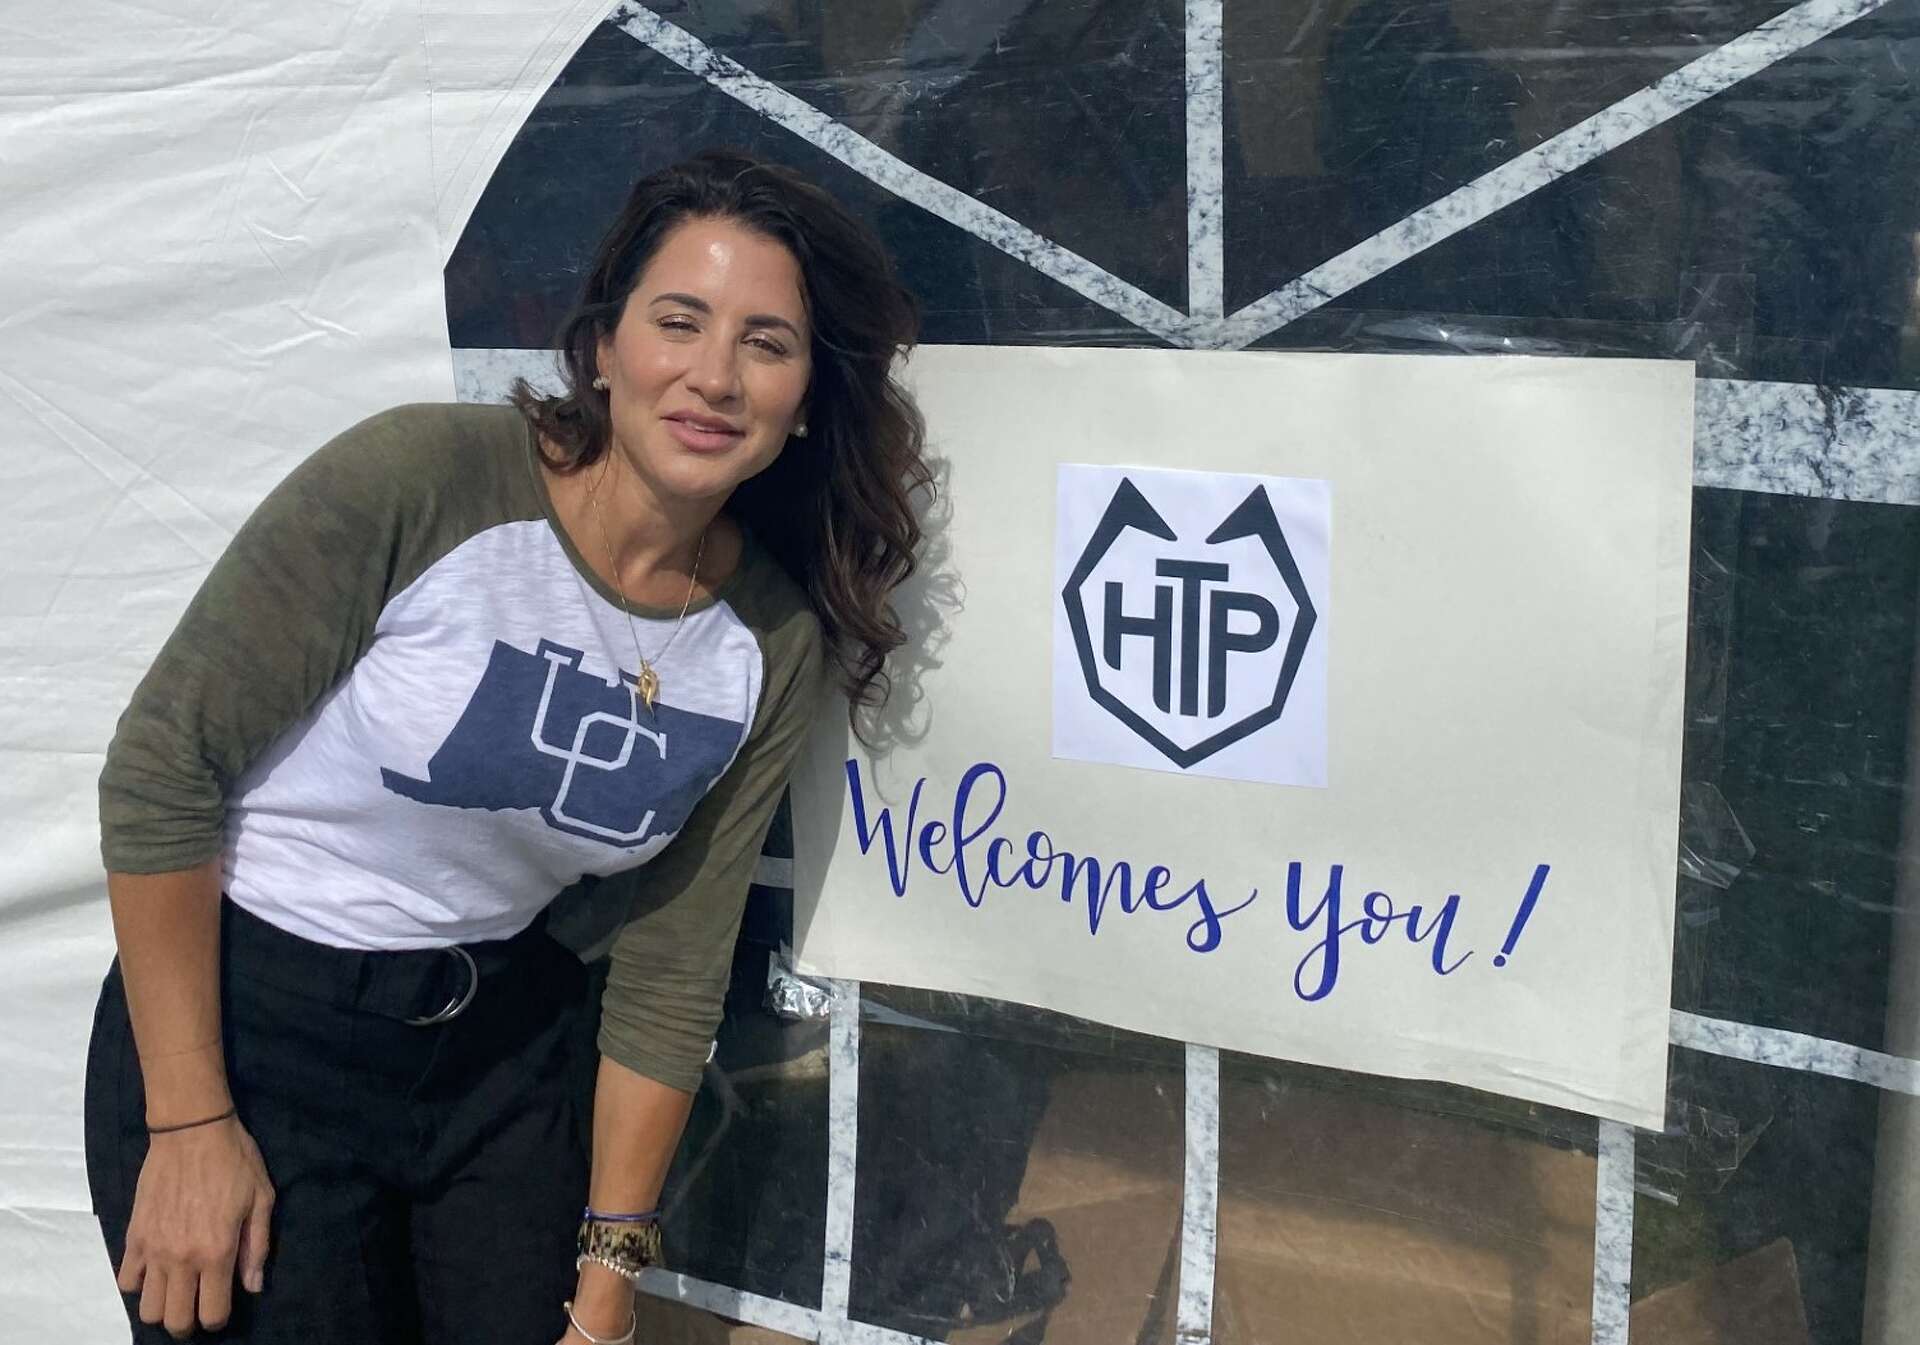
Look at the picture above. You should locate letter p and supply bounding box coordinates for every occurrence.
[1207,590,1279,718]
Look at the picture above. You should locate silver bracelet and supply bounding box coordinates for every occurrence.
[563,1298,636,1345]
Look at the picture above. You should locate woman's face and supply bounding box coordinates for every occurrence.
[596,215,813,513]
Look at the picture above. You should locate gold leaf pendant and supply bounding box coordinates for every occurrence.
[635,663,660,712]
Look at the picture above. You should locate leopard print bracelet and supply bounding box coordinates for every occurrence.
[575,1216,663,1283]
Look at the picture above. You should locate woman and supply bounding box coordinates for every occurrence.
[86,149,930,1344]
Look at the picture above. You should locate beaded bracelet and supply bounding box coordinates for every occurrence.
[575,1216,663,1284]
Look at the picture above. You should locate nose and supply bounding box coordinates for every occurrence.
[686,336,742,405]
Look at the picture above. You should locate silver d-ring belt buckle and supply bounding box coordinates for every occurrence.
[404,946,479,1026]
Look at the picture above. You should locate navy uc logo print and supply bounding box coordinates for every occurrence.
[1052,466,1330,787]
[381,638,745,847]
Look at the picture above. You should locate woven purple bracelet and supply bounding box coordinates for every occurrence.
[582,1207,659,1224]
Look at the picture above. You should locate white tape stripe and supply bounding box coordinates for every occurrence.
[1185,0,1225,322]
[1176,1043,1221,1344]
[1670,1010,1920,1094]
[1694,378,1920,508]
[1214,0,1897,349]
[607,3,1193,345]
[637,1270,826,1339]
[822,978,862,1319]
[451,351,1920,513]
[637,1271,954,1345]
[1590,1121,1636,1345]
[450,345,562,404]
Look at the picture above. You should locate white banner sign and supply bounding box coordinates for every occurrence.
[792,346,1691,1127]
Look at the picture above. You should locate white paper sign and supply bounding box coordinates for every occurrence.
[1052,464,1331,787]
[793,345,1692,1127]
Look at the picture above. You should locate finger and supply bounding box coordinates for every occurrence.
[239,1187,273,1293]
[197,1253,235,1332]
[115,1239,147,1296]
[137,1263,168,1325]
[164,1263,199,1339]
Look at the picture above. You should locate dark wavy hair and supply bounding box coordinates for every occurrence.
[511,149,931,717]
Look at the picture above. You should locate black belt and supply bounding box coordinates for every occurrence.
[220,897,555,1027]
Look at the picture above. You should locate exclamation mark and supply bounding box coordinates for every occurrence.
[1492,864,1551,968]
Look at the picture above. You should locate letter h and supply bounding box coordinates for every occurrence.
[1104,580,1173,712]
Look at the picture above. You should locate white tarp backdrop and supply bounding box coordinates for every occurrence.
[0,4,609,1334]
[792,346,1693,1128]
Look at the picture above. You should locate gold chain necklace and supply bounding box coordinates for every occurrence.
[585,459,707,712]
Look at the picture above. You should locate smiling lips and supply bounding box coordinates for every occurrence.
[663,412,746,452]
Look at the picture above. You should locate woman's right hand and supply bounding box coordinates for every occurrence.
[116,1115,275,1339]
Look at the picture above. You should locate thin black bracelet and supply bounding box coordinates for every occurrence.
[147,1105,237,1135]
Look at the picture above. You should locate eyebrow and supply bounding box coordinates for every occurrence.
[649,292,804,340]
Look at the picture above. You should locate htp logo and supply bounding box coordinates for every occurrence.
[1052,464,1330,788]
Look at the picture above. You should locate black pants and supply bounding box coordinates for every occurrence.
[85,899,596,1344]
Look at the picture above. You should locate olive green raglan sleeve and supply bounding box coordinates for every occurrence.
[98,403,506,874]
[593,577,827,1093]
